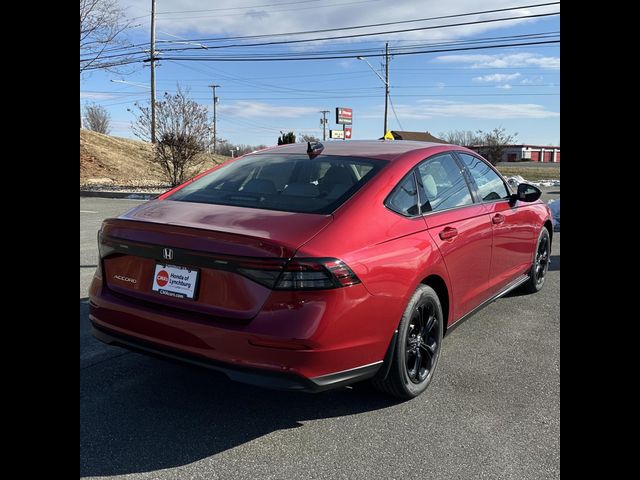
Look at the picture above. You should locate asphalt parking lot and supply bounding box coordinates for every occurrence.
[80,196,560,480]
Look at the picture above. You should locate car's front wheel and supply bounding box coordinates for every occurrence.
[521,226,551,293]
[372,285,443,399]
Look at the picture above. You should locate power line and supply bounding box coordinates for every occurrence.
[155,13,559,54]
[165,2,559,43]
[86,30,559,63]
[157,39,560,62]
[98,3,559,56]
[157,0,378,20]
[81,84,559,98]
[157,0,325,15]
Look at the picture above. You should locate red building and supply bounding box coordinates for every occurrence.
[497,144,560,163]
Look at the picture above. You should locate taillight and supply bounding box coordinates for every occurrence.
[275,258,360,290]
[238,257,361,290]
[236,258,286,289]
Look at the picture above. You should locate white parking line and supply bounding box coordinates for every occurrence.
[80,210,98,213]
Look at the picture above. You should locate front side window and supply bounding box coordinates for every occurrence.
[167,154,385,214]
[458,153,510,202]
[416,154,473,213]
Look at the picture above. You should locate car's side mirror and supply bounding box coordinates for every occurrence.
[512,183,542,203]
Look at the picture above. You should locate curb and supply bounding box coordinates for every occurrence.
[80,190,160,200]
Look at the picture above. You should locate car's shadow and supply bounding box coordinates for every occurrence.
[80,299,401,477]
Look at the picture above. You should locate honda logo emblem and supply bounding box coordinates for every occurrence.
[163,248,174,260]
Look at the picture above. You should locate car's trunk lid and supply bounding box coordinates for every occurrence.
[100,200,333,319]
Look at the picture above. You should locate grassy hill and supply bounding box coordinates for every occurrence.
[80,129,229,187]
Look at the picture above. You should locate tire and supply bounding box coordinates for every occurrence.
[520,227,551,294]
[371,285,444,400]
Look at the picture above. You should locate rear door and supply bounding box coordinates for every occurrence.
[456,152,538,295]
[416,153,494,320]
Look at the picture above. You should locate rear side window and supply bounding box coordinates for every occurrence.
[458,153,510,202]
[416,154,473,213]
[385,173,419,217]
[167,154,385,214]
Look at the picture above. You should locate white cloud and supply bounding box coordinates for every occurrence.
[122,0,559,43]
[473,73,521,82]
[436,52,560,69]
[387,99,559,119]
[496,84,512,89]
[218,101,318,118]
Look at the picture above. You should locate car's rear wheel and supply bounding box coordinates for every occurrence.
[521,227,551,293]
[372,285,443,399]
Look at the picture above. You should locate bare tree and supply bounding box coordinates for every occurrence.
[132,87,210,186]
[298,134,320,143]
[216,139,266,157]
[438,130,480,147]
[473,127,518,165]
[83,103,111,134]
[80,0,136,74]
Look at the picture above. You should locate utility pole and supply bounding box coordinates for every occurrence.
[357,44,390,137]
[209,84,220,154]
[320,110,329,141]
[150,0,157,143]
[384,42,389,136]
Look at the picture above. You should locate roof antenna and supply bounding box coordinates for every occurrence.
[307,141,324,159]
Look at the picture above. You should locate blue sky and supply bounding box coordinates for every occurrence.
[80,0,560,147]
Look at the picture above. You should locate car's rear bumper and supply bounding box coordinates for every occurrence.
[88,275,394,392]
[91,321,381,392]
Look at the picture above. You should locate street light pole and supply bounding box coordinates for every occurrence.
[357,42,390,137]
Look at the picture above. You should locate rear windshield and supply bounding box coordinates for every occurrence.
[167,153,386,214]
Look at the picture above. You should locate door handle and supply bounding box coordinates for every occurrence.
[439,227,458,240]
[492,214,505,225]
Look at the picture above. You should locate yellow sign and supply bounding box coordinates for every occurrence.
[384,131,395,140]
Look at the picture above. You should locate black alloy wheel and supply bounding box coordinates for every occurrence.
[521,227,551,293]
[406,300,440,384]
[371,284,443,399]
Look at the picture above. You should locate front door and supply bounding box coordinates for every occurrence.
[457,153,537,295]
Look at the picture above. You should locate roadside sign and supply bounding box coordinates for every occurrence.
[336,107,353,125]
[344,126,352,139]
[329,129,345,139]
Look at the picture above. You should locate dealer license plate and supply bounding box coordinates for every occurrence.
[151,264,199,299]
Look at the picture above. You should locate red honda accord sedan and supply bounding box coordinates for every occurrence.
[89,140,552,399]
